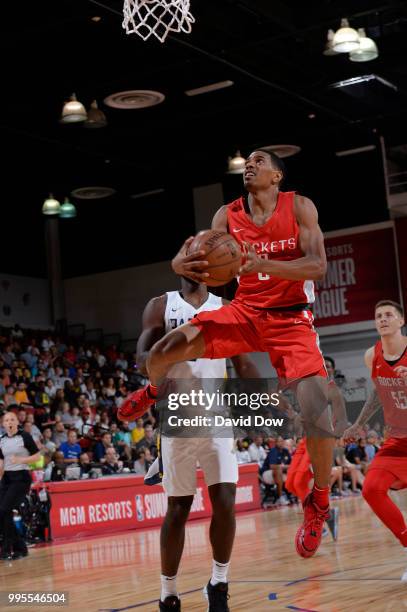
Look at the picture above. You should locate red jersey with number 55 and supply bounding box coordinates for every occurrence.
[371,340,407,438]
[226,191,315,309]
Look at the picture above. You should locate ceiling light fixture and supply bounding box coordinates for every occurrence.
[71,186,116,199]
[42,194,61,216]
[185,80,234,96]
[228,151,246,174]
[323,29,339,56]
[104,90,165,109]
[84,100,107,128]
[60,93,88,124]
[262,144,301,158]
[332,18,360,53]
[59,198,77,218]
[349,28,379,62]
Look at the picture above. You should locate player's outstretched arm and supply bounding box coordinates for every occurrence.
[136,296,167,375]
[343,347,381,440]
[240,195,326,281]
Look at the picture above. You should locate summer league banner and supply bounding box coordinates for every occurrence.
[314,224,400,330]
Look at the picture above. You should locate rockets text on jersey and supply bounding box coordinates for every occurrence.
[227,191,315,309]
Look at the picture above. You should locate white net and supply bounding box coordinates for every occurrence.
[122,0,195,43]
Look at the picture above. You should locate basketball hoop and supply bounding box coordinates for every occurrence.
[122,0,195,43]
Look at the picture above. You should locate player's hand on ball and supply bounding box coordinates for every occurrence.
[171,237,210,282]
[394,365,407,379]
[343,424,362,442]
[239,244,263,275]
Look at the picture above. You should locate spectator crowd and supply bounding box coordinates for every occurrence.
[0,325,386,507]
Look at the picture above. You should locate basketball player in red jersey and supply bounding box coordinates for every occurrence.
[119,149,333,562]
[344,300,407,581]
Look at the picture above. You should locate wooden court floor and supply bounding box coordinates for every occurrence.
[1,492,407,612]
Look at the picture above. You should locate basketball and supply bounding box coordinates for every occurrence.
[188,229,242,286]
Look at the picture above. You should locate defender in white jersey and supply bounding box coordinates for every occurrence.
[136,276,259,612]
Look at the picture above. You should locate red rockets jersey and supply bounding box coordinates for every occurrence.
[371,340,407,438]
[226,191,315,309]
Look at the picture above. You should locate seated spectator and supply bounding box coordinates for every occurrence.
[115,384,128,408]
[52,389,66,413]
[346,438,368,474]
[17,407,26,428]
[103,377,117,398]
[59,401,74,426]
[94,348,106,369]
[25,413,42,441]
[71,406,83,431]
[260,436,291,505]
[115,352,128,371]
[106,344,118,364]
[52,366,65,389]
[52,421,68,446]
[1,345,15,366]
[64,345,77,366]
[45,378,57,400]
[131,417,146,445]
[23,421,41,446]
[4,385,17,407]
[236,440,250,464]
[79,452,92,476]
[99,411,111,432]
[334,438,364,493]
[59,429,82,464]
[135,423,157,456]
[101,447,123,475]
[50,451,66,481]
[41,335,55,351]
[15,382,29,405]
[133,448,153,475]
[83,380,97,405]
[248,435,267,465]
[42,426,57,455]
[11,324,24,339]
[93,431,113,462]
[365,431,380,463]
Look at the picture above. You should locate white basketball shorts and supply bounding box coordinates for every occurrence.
[160,436,238,497]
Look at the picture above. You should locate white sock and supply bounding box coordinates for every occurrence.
[160,575,178,601]
[210,560,230,586]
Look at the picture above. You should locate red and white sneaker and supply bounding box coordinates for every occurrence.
[295,493,330,558]
[117,385,157,422]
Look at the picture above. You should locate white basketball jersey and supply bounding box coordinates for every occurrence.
[164,291,226,380]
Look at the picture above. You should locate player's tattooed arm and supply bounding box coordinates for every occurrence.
[343,389,382,441]
[343,346,380,440]
[136,295,167,375]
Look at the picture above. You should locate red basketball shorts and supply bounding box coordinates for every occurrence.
[367,437,407,490]
[191,300,326,381]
